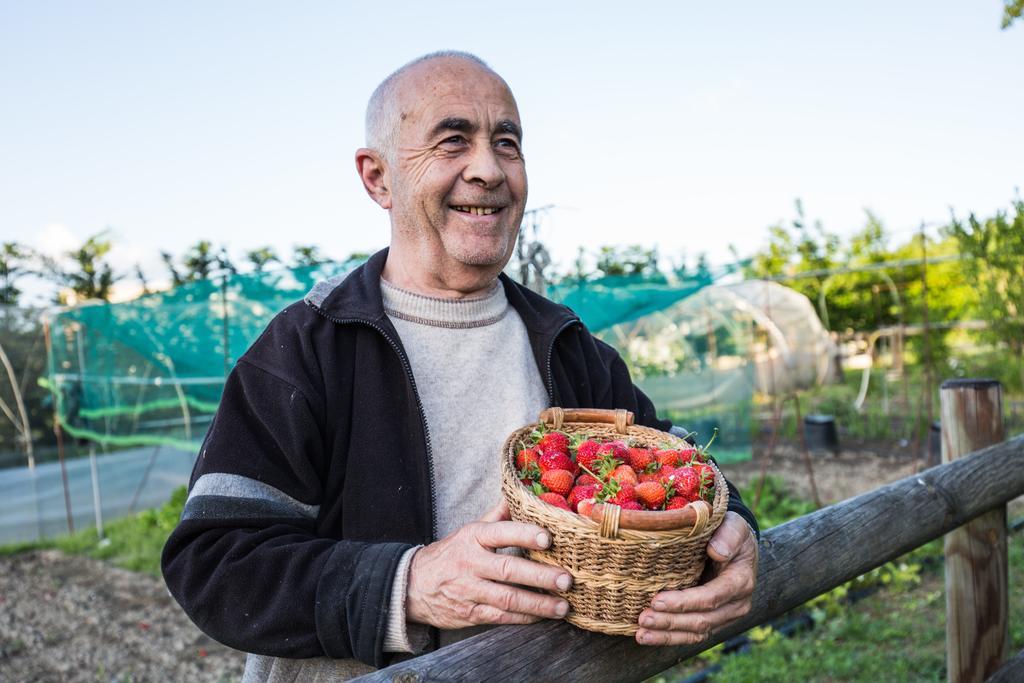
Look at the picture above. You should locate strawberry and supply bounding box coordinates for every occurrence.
[516,447,540,471]
[568,484,599,512]
[575,473,601,488]
[658,467,679,485]
[577,498,597,517]
[626,447,655,472]
[606,481,636,506]
[574,438,603,470]
[635,481,667,510]
[679,446,699,464]
[539,450,573,473]
[693,463,716,496]
[655,449,682,469]
[611,464,638,486]
[537,431,570,455]
[638,472,661,484]
[539,492,571,511]
[619,500,644,511]
[666,496,688,510]
[670,466,701,501]
[541,469,574,497]
[597,440,629,463]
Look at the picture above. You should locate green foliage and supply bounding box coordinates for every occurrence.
[741,476,817,529]
[0,241,33,305]
[1004,0,1024,28]
[292,244,327,268]
[0,485,187,576]
[36,232,119,304]
[246,246,280,273]
[595,245,661,278]
[947,199,1024,386]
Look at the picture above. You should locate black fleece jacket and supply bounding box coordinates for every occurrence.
[161,248,758,668]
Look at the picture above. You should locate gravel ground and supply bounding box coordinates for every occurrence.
[1,444,1014,682]
[0,550,245,682]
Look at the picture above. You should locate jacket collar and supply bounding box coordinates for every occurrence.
[306,247,578,337]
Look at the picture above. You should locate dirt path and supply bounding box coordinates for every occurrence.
[0,550,245,682]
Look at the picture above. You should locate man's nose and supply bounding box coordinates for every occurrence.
[462,141,506,189]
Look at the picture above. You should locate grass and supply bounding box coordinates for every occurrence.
[0,485,186,576]
[650,479,1024,683]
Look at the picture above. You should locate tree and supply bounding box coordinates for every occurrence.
[1004,0,1023,28]
[246,246,280,273]
[947,198,1024,385]
[595,245,660,278]
[292,245,327,268]
[162,241,235,286]
[37,232,119,304]
[0,242,33,305]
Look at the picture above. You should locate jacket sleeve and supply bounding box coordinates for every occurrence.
[596,339,761,539]
[161,358,413,666]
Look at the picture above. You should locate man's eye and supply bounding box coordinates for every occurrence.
[495,139,520,152]
[441,136,466,146]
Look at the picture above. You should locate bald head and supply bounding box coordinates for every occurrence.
[364,51,510,164]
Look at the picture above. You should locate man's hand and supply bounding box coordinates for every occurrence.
[406,500,573,629]
[635,511,758,646]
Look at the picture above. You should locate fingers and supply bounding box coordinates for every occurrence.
[707,511,754,563]
[480,551,573,593]
[473,519,553,552]
[465,580,570,620]
[460,601,545,626]
[649,556,755,615]
[636,597,751,645]
[479,499,511,523]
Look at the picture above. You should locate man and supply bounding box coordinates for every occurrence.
[162,51,759,681]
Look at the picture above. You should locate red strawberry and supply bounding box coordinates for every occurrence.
[666,496,688,510]
[516,447,540,470]
[619,501,644,511]
[574,439,603,469]
[575,473,601,488]
[638,472,661,484]
[606,482,636,506]
[658,467,679,485]
[611,464,638,486]
[537,431,570,455]
[679,446,699,463]
[568,484,599,512]
[693,463,716,494]
[655,449,682,469]
[670,466,701,501]
[539,450,573,473]
[541,469,574,497]
[577,498,597,517]
[635,481,667,510]
[539,492,571,511]
[597,440,629,462]
[626,447,655,472]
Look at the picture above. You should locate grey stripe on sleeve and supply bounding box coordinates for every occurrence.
[185,473,319,519]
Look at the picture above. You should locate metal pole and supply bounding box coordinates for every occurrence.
[75,326,104,540]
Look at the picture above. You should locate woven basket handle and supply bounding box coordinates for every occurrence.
[592,500,712,536]
[539,407,634,434]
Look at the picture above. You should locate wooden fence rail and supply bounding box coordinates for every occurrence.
[357,432,1024,683]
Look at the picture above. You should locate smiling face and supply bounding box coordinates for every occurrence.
[362,57,527,292]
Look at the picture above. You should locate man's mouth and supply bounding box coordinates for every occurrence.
[451,205,502,216]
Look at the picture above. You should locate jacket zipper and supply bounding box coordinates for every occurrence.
[544,319,580,404]
[311,308,439,543]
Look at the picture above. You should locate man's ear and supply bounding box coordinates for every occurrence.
[355,148,392,209]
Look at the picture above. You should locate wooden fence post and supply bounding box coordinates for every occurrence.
[941,378,1008,683]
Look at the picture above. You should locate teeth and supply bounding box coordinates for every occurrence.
[454,206,497,216]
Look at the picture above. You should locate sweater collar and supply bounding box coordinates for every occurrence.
[306,247,578,337]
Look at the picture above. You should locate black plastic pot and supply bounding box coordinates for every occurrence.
[803,414,839,455]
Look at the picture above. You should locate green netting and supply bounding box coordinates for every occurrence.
[549,272,714,333]
[44,259,366,452]
[43,259,743,454]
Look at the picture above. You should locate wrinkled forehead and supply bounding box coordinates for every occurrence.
[394,58,522,136]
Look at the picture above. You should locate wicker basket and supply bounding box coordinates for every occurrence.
[500,407,729,636]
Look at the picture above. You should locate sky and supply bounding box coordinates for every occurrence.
[2,1,1022,302]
